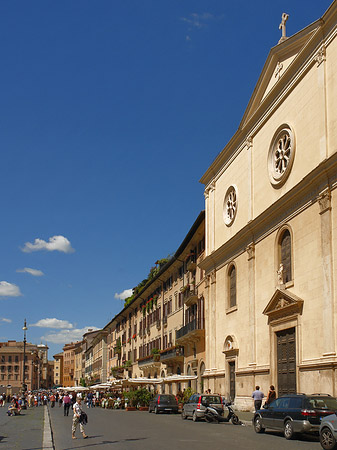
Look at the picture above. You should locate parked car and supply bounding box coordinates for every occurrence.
[182,394,224,422]
[148,394,179,414]
[319,413,337,450]
[253,394,337,440]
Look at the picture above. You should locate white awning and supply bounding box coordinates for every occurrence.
[126,377,163,385]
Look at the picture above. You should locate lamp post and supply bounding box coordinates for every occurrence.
[22,319,27,393]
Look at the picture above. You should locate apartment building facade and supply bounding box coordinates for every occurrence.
[107,212,206,394]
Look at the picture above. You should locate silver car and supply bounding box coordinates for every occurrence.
[320,413,337,450]
[181,394,224,422]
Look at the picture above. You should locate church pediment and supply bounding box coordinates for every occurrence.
[263,289,303,322]
[240,21,320,129]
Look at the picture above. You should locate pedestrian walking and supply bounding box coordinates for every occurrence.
[72,395,88,440]
[63,392,71,416]
[265,385,277,406]
[252,386,264,411]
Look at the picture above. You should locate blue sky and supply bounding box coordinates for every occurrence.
[0,0,332,359]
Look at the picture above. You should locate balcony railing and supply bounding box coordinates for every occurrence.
[182,288,198,306]
[160,346,184,362]
[176,318,205,341]
[137,354,160,367]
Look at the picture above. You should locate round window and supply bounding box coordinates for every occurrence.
[268,124,295,187]
[223,185,237,227]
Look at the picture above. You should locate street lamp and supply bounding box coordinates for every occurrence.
[22,319,27,393]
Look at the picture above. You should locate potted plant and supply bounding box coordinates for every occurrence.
[124,390,137,411]
[135,388,153,410]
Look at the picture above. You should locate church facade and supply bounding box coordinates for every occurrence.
[200,1,337,410]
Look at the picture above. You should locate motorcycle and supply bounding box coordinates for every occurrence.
[203,401,241,425]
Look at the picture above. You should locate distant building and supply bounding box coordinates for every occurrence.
[0,340,42,394]
[62,342,77,387]
[53,353,64,387]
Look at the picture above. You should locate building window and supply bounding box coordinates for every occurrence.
[224,185,238,226]
[268,124,295,187]
[279,229,292,283]
[228,265,236,308]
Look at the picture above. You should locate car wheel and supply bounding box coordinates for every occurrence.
[154,406,159,414]
[284,420,295,440]
[192,411,198,422]
[320,427,337,450]
[181,410,187,420]
[254,416,265,433]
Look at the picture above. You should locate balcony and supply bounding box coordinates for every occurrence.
[186,260,196,272]
[176,318,205,345]
[182,287,198,307]
[160,346,184,365]
[137,354,161,371]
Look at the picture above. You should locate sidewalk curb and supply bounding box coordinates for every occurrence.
[43,406,54,449]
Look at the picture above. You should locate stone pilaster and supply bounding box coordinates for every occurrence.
[246,243,256,365]
[318,188,335,356]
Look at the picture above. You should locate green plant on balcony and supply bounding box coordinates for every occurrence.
[114,338,122,354]
[151,348,160,361]
[181,284,190,294]
[124,360,132,368]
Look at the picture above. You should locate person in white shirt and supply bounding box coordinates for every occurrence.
[72,396,88,440]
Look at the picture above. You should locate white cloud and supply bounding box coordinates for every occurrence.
[114,289,133,300]
[0,318,12,323]
[41,326,100,344]
[0,282,22,297]
[16,267,44,277]
[180,12,216,29]
[21,235,75,254]
[30,318,74,329]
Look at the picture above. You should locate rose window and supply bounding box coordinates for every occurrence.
[268,124,295,187]
[224,186,238,226]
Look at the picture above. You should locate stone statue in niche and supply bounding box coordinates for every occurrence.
[277,263,284,284]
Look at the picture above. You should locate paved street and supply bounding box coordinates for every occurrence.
[49,405,321,450]
[0,405,43,450]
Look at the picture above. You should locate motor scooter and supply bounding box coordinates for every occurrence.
[203,401,241,424]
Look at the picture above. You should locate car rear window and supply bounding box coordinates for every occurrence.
[308,397,337,410]
[201,395,221,404]
[160,395,175,401]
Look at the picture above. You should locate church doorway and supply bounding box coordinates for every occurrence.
[276,327,296,395]
[229,361,236,401]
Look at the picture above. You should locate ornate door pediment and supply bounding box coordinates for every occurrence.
[263,289,304,323]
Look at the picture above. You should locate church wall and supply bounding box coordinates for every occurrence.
[213,147,250,251]
[253,64,326,219]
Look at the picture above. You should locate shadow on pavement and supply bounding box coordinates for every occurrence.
[62,437,148,449]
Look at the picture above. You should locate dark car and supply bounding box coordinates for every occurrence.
[253,394,337,440]
[182,394,224,422]
[148,394,179,414]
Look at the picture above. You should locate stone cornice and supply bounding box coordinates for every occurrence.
[199,153,337,273]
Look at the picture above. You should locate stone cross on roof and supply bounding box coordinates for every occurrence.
[278,12,289,44]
